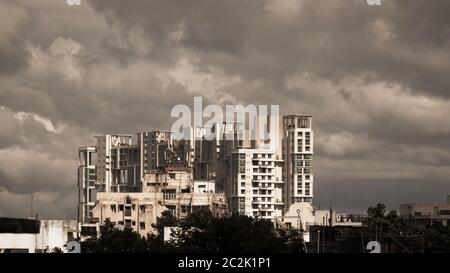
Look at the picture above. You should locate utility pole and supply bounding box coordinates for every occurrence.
[322,224,325,253]
[30,194,33,218]
[317,229,321,253]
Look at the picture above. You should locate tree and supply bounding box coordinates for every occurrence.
[174,208,303,253]
[51,247,63,253]
[423,221,450,253]
[152,210,179,236]
[366,203,403,233]
[80,210,306,253]
[81,218,146,253]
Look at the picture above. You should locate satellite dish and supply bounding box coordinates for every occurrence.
[66,241,81,253]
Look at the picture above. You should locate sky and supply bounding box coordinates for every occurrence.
[0,0,449,219]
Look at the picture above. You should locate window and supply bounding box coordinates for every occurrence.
[125,220,131,229]
[140,222,145,230]
[110,205,116,212]
[164,189,177,200]
[119,205,124,212]
[181,206,189,213]
[125,206,132,217]
[140,205,145,213]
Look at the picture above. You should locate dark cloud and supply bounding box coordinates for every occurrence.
[0,0,449,218]
[0,0,30,73]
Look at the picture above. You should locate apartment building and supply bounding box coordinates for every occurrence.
[110,145,141,193]
[87,166,225,237]
[94,134,133,192]
[78,114,314,226]
[138,131,173,173]
[92,192,165,237]
[192,126,220,180]
[78,146,97,224]
[282,115,314,211]
[217,118,285,220]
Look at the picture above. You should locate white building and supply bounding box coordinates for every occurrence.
[277,203,363,232]
[217,118,284,220]
[193,180,215,193]
[0,218,77,253]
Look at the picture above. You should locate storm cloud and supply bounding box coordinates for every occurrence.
[0,0,449,218]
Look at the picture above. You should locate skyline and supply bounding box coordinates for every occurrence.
[1,0,450,219]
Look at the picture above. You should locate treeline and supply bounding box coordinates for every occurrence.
[81,209,305,253]
[80,204,450,253]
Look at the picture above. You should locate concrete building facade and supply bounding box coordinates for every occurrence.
[282,115,314,210]
[78,146,97,224]
[400,202,450,228]
[94,134,133,192]
[0,218,77,253]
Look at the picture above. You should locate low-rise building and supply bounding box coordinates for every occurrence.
[193,180,215,193]
[91,192,166,237]
[278,203,364,230]
[0,218,77,253]
[400,202,450,228]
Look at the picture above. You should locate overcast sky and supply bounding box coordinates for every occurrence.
[1,0,450,219]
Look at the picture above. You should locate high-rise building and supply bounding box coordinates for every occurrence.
[94,134,133,192]
[138,131,173,174]
[110,144,141,193]
[78,114,314,226]
[78,146,97,224]
[217,118,285,220]
[193,126,220,180]
[282,115,314,211]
